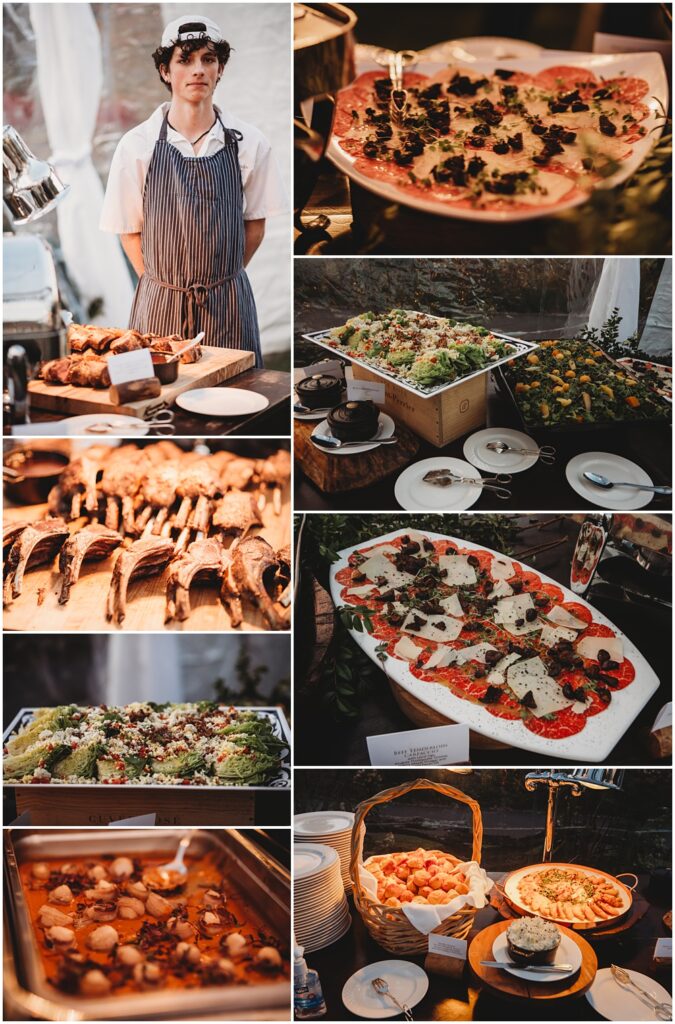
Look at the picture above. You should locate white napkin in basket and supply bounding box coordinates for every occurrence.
[359,859,493,935]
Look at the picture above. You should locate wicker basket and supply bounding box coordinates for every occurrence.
[349,777,483,954]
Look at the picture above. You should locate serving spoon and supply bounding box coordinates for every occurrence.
[486,440,556,464]
[142,833,193,890]
[583,471,671,496]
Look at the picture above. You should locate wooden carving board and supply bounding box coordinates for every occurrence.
[3,488,289,632]
[27,346,255,418]
[294,418,420,493]
[468,920,597,1000]
[16,787,255,826]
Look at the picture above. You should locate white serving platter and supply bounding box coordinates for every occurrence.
[329,529,660,762]
[3,706,291,791]
[302,319,538,399]
[327,49,668,222]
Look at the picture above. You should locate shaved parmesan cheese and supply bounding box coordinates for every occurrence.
[487,652,522,686]
[425,642,499,671]
[491,556,515,581]
[439,555,477,586]
[402,613,464,643]
[440,593,465,618]
[539,624,579,648]
[501,619,542,637]
[491,580,514,600]
[393,636,423,661]
[399,530,433,548]
[368,543,401,555]
[347,585,377,597]
[359,553,415,588]
[493,594,535,624]
[424,647,454,670]
[576,636,624,664]
[546,605,588,631]
[506,658,574,718]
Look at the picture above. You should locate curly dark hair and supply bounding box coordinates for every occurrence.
[152,37,232,93]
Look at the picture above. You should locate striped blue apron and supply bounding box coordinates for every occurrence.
[129,109,262,366]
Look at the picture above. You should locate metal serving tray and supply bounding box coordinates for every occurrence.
[4,827,291,1021]
[302,315,538,399]
[3,706,291,791]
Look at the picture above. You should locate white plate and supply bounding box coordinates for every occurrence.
[293,394,337,421]
[491,930,581,983]
[463,427,540,474]
[294,843,340,880]
[175,387,269,417]
[59,413,151,437]
[586,968,672,1021]
[342,960,429,1019]
[294,811,355,836]
[395,457,482,511]
[311,412,395,455]
[565,452,655,510]
[329,528,660,762]
[303,912,353,954]
[328,50,668,223]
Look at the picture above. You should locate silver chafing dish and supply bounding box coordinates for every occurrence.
[3,234,64,365]
[4,828,291,1021]
[571,513,671,607]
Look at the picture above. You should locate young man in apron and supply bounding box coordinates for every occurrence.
[100,15,286,366]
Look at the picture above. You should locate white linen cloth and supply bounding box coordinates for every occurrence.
[28,3,135,328]
[587,258,640,342]
[359,859,494,935]
[99,102,287,233]
[640,259,672,356]
[107,635,183,705]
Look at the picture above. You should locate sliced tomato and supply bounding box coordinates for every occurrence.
[524,706,588,738]
[534,65,598,91]
[560,601,593,625]
[604,75,649,103]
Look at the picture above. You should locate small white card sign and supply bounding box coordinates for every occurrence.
[655,938,672,960]
[107,348,154,385]
[428,933,467,959]
[347,379,386,404]
[366,723,470,766]
[652,702,672,732]
[302,360,345,379]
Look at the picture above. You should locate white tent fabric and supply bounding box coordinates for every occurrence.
[161,3,291,355]
[640,260,672,356]
[107,635,183,705]
[586,258,640,342]
[28,3,134,326]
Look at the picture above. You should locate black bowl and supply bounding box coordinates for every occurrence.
[506,930,561,966]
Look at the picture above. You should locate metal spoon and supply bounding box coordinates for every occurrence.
[486,440,556,465]
[371,977,413,1021]
[583,471,671,496]
[294,401,333,415]
[313,434,398,449]
[423,468,512,499]
[610,964,672,1019]
[142,834,193,890]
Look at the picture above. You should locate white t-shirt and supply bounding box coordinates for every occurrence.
[100,102,287,233]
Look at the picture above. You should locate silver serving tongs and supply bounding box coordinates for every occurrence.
[374,48,418,126]
[423,468,512,500]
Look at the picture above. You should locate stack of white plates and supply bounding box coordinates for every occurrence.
[293,810,355,891]
[294,843,352,953]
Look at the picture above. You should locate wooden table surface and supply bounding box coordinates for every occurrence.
[294,375,672,513]
[302,874,671,1021]
[8,368,291,438]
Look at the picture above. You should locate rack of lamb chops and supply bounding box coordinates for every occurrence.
[4,441,291,629]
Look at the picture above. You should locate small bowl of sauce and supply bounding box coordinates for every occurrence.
[3,448,69,505]
[151,353,179,385]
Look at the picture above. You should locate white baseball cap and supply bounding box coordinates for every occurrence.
[161,15,224,48]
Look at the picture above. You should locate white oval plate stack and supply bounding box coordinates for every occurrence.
[294,811,355,891]
[294,842,352,953]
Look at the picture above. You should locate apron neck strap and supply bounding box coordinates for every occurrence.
[159,106,232,143]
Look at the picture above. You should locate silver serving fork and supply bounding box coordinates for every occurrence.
[371,977,414,1020]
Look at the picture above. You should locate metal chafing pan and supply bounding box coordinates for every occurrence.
[3,827,291,1021]
[303,318,539,399]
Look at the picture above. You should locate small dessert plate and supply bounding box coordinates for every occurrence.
[176,388,269,417]
[310,413,395,455]
[342,960,429,1019]
[491,931,581,983]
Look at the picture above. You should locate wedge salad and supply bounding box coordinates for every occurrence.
[3,703,289,787]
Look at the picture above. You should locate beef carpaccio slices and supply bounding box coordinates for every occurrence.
[335,531,636,742]
[332,63,651,212]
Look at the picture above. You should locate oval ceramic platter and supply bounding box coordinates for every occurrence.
[329,529,660,761]
[327,49,668,223]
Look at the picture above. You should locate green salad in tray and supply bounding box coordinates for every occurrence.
[3,702,288,787]
[502,339,672,427]
[325,309,512,390]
